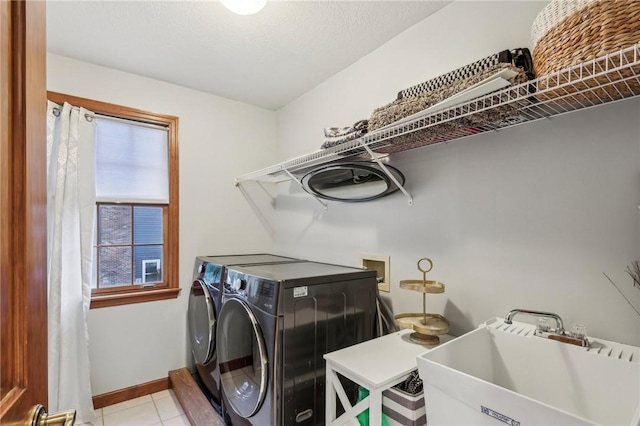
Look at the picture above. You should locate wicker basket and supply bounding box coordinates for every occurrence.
[532,0,640,77]
[531,0,595,51]
[532,0,640,103]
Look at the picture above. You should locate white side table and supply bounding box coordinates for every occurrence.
[324,330,453,426]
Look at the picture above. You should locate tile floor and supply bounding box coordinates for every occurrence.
[85,389,225,426]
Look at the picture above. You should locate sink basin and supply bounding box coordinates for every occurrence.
[416,317,640,425]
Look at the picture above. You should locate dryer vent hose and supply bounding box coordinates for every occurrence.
[376,296,398,337]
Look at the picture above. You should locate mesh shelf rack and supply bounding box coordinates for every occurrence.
[236,43,640,205]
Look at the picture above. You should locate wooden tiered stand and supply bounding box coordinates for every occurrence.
[394,258,450,345]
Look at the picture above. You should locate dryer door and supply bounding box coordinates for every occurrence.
[300,162,405,202]
[188,280,216,365]
[217,298,268,418]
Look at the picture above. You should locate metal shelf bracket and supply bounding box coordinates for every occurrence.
[283,168,328,211]
[360,142,414,206]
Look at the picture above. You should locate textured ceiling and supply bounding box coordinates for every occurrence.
[47,1,449,110]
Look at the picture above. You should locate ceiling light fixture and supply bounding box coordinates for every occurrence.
[220,0,267,15]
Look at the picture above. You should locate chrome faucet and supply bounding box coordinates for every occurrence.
[504,309,565,334]
[504,309,589,347]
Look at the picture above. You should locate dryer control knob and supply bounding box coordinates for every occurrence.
[232,278,246,291]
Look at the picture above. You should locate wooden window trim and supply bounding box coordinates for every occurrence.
[47,91,180,309]
[90,288,181,309]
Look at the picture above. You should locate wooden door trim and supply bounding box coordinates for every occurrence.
[0,0,48,422]
[0,0,14,404]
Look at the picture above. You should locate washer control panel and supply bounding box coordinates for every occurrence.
[225,271,279,315]
[231,278,246,291]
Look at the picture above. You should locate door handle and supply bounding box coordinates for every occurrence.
[28,405,76,426]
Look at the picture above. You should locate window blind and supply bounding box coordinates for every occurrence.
[95,116,169,203]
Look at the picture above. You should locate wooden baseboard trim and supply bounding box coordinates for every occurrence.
[92,376,170,409]
[169,368,217,426]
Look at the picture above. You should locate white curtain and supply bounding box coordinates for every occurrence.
[46,101,97,424]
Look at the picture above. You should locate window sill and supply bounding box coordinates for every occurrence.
[90,287,181,309]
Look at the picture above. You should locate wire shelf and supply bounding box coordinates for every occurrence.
[236,43,640,183]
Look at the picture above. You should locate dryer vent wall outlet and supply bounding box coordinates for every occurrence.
[360,253,390,292]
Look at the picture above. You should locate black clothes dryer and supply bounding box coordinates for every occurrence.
[188,254,303,414]
[217,261,378,426]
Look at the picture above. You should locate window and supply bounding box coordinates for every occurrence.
[48,91,179,308]
[95,204,164,287]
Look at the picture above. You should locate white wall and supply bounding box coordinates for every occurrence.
[47,0,640,395]
[47,54,277,395]
[274,1,640,345]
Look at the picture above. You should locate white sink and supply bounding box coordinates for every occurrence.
[416,318,640,426]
